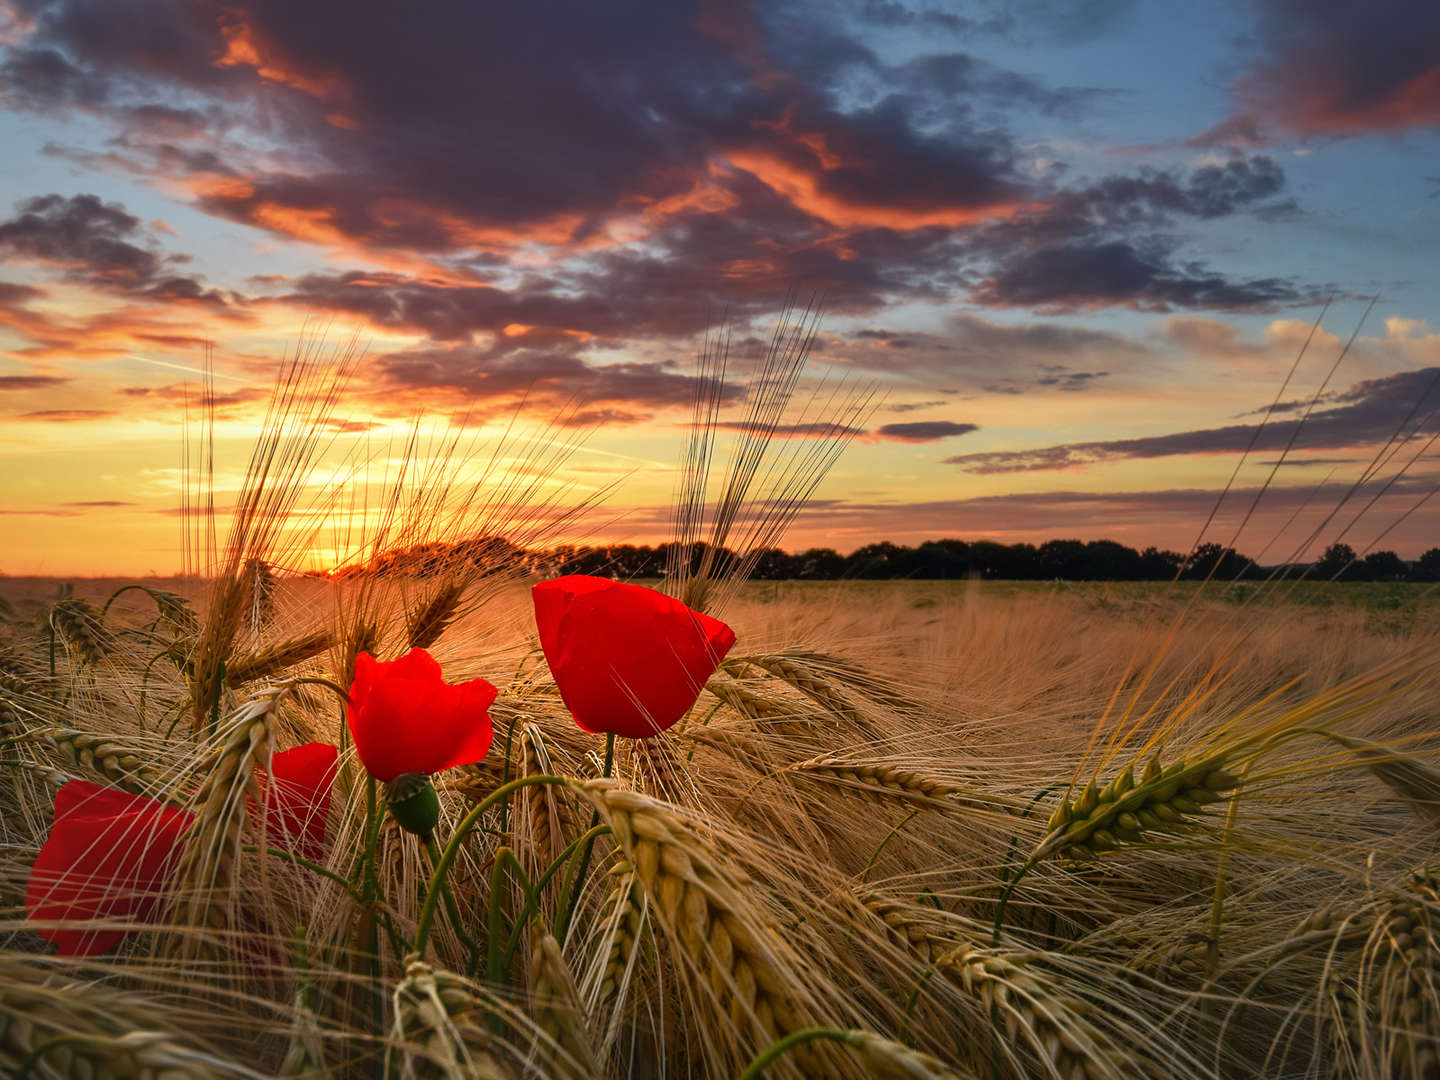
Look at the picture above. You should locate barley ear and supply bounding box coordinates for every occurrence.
[170,688,278,961]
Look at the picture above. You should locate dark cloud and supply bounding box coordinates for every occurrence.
[0,193,229,305]
[62,499,134,507]
[0,193,159,288]
[873,420,978,441]
[373,342,744,418]
[971,240,1313,313]
[711,420,867,439]
[835,312,1141,391]
[946,366,1440,473]
[854,0,1135,45]
[0,281,47,304]
[1221,0,1440,138]
[0,374,69,389]
[887,398,950,413]
[17,408,116,421]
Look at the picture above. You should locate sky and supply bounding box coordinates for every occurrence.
[1,0,1438,576]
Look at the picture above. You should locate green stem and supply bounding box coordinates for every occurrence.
[556,731,614,944]
[361,776,384,1077]
[991,854,1039,947]
[499,713,519,835]
[244,845,359,895]
[422,836,482,967]
[1203,765,1249,988]
[485,847,513,985]
[735,1028,858,1080]
[501,824,610,969]
[861,809,919,882]
[412,774,569,957]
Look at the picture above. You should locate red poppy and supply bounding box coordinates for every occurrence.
[256,742,339,862]
[26,780,193,956]
[532,575,736,739]
[346,648,496,782]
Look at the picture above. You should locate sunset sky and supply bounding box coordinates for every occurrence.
[1,0,1438,575]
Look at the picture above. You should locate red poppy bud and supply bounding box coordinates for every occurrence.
[346,648,496,782]
[26,780,193,956]
[257,742,339,861]
[532,575,736,739]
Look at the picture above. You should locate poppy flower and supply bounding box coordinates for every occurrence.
[256,742,339,862]
[26,780,193,956]
[532,575,737,739]
[346,648,497,784]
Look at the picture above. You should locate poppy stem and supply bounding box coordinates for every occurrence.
[499,823,608,972]
[413,774,568,957]
[360,776,385,1065]
[735,1028,857,1080]
[554,732,614,944]
[422,835,482,969]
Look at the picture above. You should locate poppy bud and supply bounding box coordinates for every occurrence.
[386,771,440,838]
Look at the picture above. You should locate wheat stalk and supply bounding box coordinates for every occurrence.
[1039,752,1240,860]
[705,676,794,721]
[30,726,168,796]
[49,597,114,668]
[225,630,335,687]
[1323,731,1440,826]
[170,688,278,959]
[936,944,1134,1080]
[406,581,466,651]
[727,653,865,726]
[791,754,1019,813]
[0,957,244,1078]
[391,954,515,1080]
[527,922,601,1079]
[517,723,564,874]
[572,779,825,1072]
[596,862,646,1010]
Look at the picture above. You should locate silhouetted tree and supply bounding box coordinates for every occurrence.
[1314,542,1358,581]
[1411,547,1440,583]
[1358,550,1407,582]
[1182,543,1257,580]
[1139,546,1184,580]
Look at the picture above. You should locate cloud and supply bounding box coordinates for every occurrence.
[971,240,1314,313]
[834,312,1141,390]
[873,420,978,441]
[16,408,116,421]
[0,193,230,304]
[372,341,745,419]
[1202,0,1440,140]
[0,373,68,389]
[945,366,1440,473]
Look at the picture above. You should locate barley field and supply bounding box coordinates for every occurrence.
[2,350,1439,1080]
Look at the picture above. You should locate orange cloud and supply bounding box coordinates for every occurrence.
[723,150,1032,229]
[215,15,349,100]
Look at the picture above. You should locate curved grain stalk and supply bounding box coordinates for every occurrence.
[170,689,279,960]
[390,955,517,1080]
[572,779,835,1076]
[29,726,169,797]
[225,630,335,687]
[0,956,256,1078]
[527,923,602,1079]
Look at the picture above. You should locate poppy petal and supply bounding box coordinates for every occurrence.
[532,576,736,739]
[260,743,338,861]
[26,780,193,956]
[346,649,497,781]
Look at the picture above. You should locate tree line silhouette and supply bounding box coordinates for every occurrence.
[346,536,1440,583]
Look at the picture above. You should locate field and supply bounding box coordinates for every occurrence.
[3,567,1440,1079]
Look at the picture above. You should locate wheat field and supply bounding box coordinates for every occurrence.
[2,342,1439,1080]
